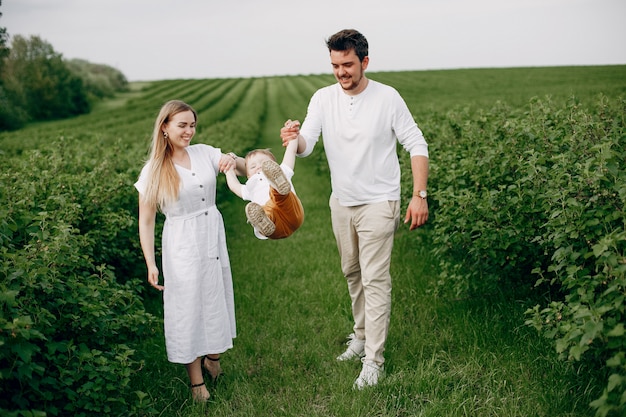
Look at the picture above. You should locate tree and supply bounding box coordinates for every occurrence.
[0,3,8,66]
[3,35,90,121]
[66,58,129,101]
[0,9,129,131]
[0,0,29,130]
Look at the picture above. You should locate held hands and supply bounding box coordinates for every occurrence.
[280,119,300,147]
[218,154,237,173]
[404,197,429,231]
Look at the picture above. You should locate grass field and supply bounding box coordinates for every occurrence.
[137,165,600,417]
[2,65,624,417]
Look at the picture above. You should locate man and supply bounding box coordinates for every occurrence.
[280,29,429,389]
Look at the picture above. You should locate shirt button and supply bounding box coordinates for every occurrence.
[202,198,205,201]
[199,185,203,188]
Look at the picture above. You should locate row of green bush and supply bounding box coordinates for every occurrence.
[412,95,625,416]
[0,136,156,416]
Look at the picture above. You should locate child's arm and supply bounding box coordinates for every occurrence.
[281,137,299,171]
[224,167,244,199]
[227,152,247,177]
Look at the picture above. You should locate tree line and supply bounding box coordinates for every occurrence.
[0,2,129,131]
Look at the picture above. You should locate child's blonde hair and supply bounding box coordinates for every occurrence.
[244,149,276,176]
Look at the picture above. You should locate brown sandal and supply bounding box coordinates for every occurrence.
[202,355,224,383]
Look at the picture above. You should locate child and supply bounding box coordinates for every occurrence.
[225,138,304,239]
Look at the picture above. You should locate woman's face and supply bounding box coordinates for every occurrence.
[163,110,196,149]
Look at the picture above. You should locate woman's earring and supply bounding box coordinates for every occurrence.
[163,131,169,139]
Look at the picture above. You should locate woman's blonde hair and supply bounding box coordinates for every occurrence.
[141,100,197,210]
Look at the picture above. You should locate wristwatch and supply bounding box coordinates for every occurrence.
[415,190,427,199]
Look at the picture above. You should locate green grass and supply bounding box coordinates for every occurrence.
[372,65,626,113]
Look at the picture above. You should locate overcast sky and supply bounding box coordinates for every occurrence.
[3,0,625,81]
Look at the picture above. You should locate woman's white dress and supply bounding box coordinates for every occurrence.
[135,144,236,364]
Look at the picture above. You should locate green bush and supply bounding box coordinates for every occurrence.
[0,136,156,416]
[0,85,28,130]
[418,95,625,415]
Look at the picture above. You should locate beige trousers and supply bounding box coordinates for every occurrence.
[330,197,400,365]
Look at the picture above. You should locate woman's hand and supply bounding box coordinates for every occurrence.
[218,154,236,173]
[147,265,164,291]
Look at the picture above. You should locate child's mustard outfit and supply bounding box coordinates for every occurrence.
[240,164,304,240]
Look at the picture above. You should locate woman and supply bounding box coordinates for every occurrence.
[135,100,238,402]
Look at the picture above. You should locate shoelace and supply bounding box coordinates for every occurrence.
[345,333,358,346]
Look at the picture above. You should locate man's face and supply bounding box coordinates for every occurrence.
[330,49,369,94]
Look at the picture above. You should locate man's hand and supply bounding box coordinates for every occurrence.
[280,119,301,147]
[404,197,429,230]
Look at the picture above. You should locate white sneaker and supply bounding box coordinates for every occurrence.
[353,360,384,390]
[336,333,365,361]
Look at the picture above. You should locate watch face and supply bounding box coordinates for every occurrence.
[419,190,427,198]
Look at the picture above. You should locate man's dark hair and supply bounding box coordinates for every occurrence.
[326,29,368,62]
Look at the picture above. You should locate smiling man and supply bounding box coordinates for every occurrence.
[280,29,430,389]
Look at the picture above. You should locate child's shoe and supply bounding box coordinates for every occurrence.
[245,202,276,237]
[261,160,290,195]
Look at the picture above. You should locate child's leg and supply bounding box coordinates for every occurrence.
[265,189,304,239]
